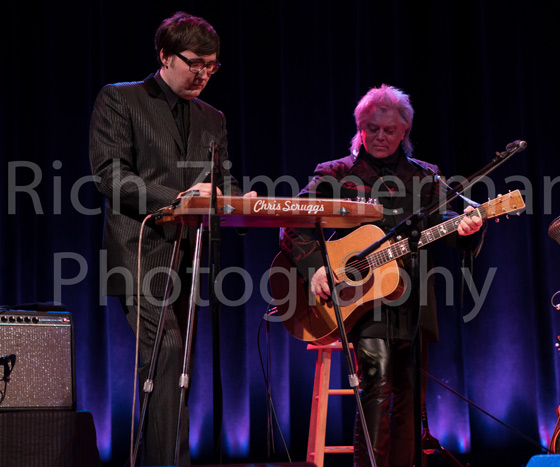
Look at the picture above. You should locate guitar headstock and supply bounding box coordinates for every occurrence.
[482,190,525,221]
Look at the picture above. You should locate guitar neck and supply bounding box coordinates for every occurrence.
[419,205,488,248]
[366,206,487,268]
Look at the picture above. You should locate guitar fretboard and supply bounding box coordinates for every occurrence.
[366,206,488,269]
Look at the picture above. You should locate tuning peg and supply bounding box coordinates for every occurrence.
[506,214,509,220]
[495,218,500,223]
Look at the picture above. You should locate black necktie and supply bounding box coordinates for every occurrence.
[176,99,189,152]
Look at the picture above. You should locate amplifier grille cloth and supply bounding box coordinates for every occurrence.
[0,321,74,409]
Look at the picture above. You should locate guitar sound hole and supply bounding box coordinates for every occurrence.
[344,256,370,283]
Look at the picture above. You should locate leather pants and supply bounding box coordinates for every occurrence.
[353,338,415,467]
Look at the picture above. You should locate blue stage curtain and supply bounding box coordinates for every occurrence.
[1,1,559,465]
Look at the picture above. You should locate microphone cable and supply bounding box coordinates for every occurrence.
[257,306,293,463]
[0,354,16,406]
[130,212,152,467]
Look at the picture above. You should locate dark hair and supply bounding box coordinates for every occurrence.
[154,12,220,65]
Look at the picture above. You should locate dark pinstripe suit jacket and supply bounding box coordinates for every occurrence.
[90,73,241,297]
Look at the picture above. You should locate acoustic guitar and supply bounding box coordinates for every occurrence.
[269,190,525,345]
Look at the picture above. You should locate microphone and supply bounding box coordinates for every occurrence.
[0,354,16,366]
[505,140,528,151]
[0,354,16,382]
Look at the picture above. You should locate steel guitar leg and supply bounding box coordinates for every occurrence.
[174,222,204,465]
[314,222,377,467]
[133,223,185,466]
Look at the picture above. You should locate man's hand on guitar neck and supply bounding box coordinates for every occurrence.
[458,206,483,236]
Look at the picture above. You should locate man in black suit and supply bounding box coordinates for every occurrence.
[90,11,254,466]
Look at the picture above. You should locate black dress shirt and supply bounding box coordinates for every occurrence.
[155,71,190,152]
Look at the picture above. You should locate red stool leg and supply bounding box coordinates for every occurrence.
[307,346,332,467]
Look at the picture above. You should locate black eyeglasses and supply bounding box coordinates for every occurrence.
[175,52,221,75]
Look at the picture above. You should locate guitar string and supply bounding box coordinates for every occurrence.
[333,207,490,278]
[334,213,468,276]
[331,191,522,279]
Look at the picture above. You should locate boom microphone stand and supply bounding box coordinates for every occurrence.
[315,223,377,467]
[354,140,527,467]
[421,400,467,467]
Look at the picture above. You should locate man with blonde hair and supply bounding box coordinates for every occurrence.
[280,84,482,466]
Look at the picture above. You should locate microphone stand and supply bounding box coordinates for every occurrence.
[172,142,226,465]
[174,219,204,465]
[354,140,527,263]
[134,140,226,466]
[208,142,223,463]
[133,222,185,466]
[353,140,527,467]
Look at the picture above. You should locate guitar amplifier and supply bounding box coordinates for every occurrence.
[0,311,75,410]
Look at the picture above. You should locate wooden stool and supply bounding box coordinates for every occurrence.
[306,342,357,467]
